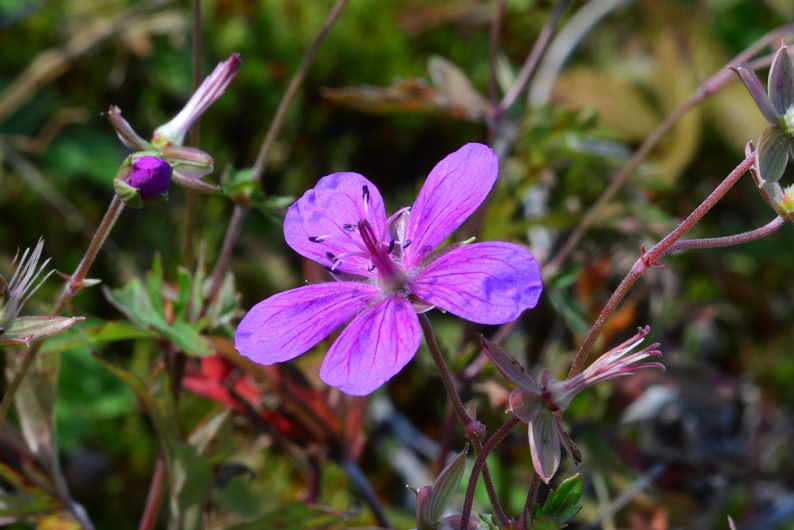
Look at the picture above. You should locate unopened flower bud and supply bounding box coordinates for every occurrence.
[114,153,172,208]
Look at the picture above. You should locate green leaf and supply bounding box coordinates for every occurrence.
[531,515,564,530]
[540,474,582,524]
[223,502,340,530]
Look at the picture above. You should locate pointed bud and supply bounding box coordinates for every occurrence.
[160,145,214,179]
[114,153,172,208]
[0,315,84,346]
[0,239,52,333]
[412,445,469,530]
[152,53,241,148]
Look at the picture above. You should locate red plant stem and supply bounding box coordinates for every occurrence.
[418,313,508,526]
[497,0,570,114]
[518,472,542,530]
[460,415,521,530]
[567,153,756,378]
[543,35,794,277]
[663,216,785,256]
[137,455,166,530]
[200,203,246,316]
[0,195,125,426]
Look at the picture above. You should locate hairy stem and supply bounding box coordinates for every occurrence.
[567,153,755,378]
[184,0,203,270]
[418,313,508,526]
[543,32,794,277]
[460,416,521,530]
[663,216,785,256]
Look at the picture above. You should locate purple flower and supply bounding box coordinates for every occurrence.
[113,154,172,208]
[481,327,664,483]
[235,143,543,395]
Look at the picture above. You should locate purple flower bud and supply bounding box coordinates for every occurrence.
[114,153,172,208]
[127,156,171,199]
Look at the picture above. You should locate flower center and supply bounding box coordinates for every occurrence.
[357,219,408,291]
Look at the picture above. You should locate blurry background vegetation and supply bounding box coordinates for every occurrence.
[2,0,794,529]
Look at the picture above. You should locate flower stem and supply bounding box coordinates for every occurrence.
[250,0,350,187]
[137,454,166,530]
[0,195,125,425]
[567,153,755,378]
[184,0,203,271]
[518,473,542,530]
[662,216,785,256]
[202,0,350,309]
[497,0,570,114]
[460,415,521,530]
[418,313,508,526]
[53,195,125,315]
[542,32,794,277]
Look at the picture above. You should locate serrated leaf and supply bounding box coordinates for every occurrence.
[541,474,582,524]
[531,515,563,530]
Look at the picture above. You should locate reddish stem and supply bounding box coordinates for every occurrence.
[567,153,756,378]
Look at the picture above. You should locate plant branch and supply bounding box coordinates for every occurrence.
[567,153,755,378]
[497,0,569,114]
[250,0,350,186]
[543,28,794,277]
[460,415,521,530]
[662,216,786,256]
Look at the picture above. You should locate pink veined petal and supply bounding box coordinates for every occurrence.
[284,172,387,277]
[403,143,498,269]
[509,388,545,424]
[409,242,542,325]
[320,294,421,395]
[234,282,379,364]
[529,412,562,484]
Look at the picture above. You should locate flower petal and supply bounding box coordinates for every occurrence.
[320,294,420,395]
[403,143,498,268]
[409,242,542,324]
[284,172,387,277]
[757,125,790,184]
[769,43,794,116]
[732,63,780,125]
[235,282,379,364]
[509,388,545,424]
[529,412,562,484]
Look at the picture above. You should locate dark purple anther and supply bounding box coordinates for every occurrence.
[343,224,356,231]
[402,239,412,249]
[362,185,370,203]
[309,236,324,243]
[387,240,395,254]
[326,252,338,263]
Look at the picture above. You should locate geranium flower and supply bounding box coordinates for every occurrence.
[732,41,794,213]
[235,143,542,395]
[480,327,664,483]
